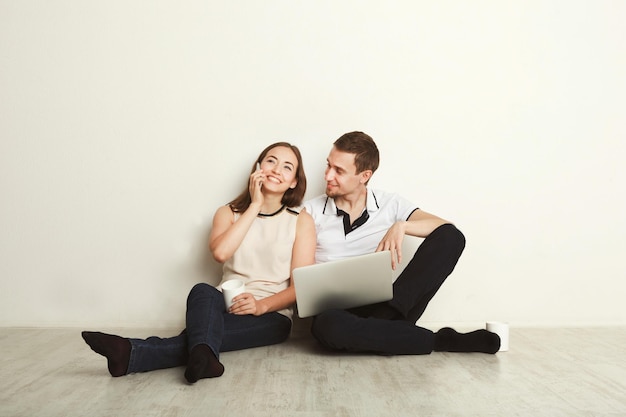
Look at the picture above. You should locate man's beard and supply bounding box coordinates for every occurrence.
[325,185,339,198]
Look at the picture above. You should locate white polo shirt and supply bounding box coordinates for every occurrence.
[303,188,418,263]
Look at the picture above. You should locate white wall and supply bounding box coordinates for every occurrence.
[1,1,624,329]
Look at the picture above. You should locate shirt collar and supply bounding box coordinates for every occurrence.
[322,188,380,215]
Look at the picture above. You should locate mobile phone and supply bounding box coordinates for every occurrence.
[256,162,260,171]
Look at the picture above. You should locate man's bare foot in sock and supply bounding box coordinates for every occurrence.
[81,331,131,377]
[184,344,225,383]
[434,327,500,354]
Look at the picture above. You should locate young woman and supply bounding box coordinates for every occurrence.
[82,142,316,383]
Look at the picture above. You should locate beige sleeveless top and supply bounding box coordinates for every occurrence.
[219,205,299,319]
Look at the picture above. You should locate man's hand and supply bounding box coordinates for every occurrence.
[376,221,407,270]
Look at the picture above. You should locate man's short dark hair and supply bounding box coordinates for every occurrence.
[333,131,380,175]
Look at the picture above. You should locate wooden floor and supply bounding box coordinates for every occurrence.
[1,322,625,417]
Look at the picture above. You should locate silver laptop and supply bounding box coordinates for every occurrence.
[292,251,394,318]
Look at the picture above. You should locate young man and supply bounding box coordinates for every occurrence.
[303,131,500,355]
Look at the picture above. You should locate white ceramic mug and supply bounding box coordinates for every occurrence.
[222,279,245,309]
[486,321,509,352]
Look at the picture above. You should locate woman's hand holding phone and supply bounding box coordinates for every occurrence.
[249,162,265,207]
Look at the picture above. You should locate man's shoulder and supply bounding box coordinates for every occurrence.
[369,188,405,203]
[369,188,418,215]
[304,193,328,202]
[303,194,328,209]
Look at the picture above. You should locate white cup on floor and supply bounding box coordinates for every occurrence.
[486,321,509,352]
[222,279,245,309]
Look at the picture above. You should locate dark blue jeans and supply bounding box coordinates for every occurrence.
[311,223,465,355]
[127,283,292,374]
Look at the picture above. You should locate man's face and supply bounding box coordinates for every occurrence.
[324,147,369,198]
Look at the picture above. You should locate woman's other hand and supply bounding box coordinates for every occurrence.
[229,292,268,316]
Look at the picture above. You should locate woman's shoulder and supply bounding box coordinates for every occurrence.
[214,204,236,222]
[282,206,314,226]
[286,206,302,216]
[285,206,313,220]
[215,203,235,214]
[294,207,314,228]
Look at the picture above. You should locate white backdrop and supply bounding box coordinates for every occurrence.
[1,1,624,328]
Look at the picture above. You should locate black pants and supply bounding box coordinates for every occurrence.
[311,223,466,355]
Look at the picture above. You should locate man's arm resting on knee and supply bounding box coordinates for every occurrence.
[376,209,451,269]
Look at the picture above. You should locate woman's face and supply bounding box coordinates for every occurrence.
[258,146,299,192]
